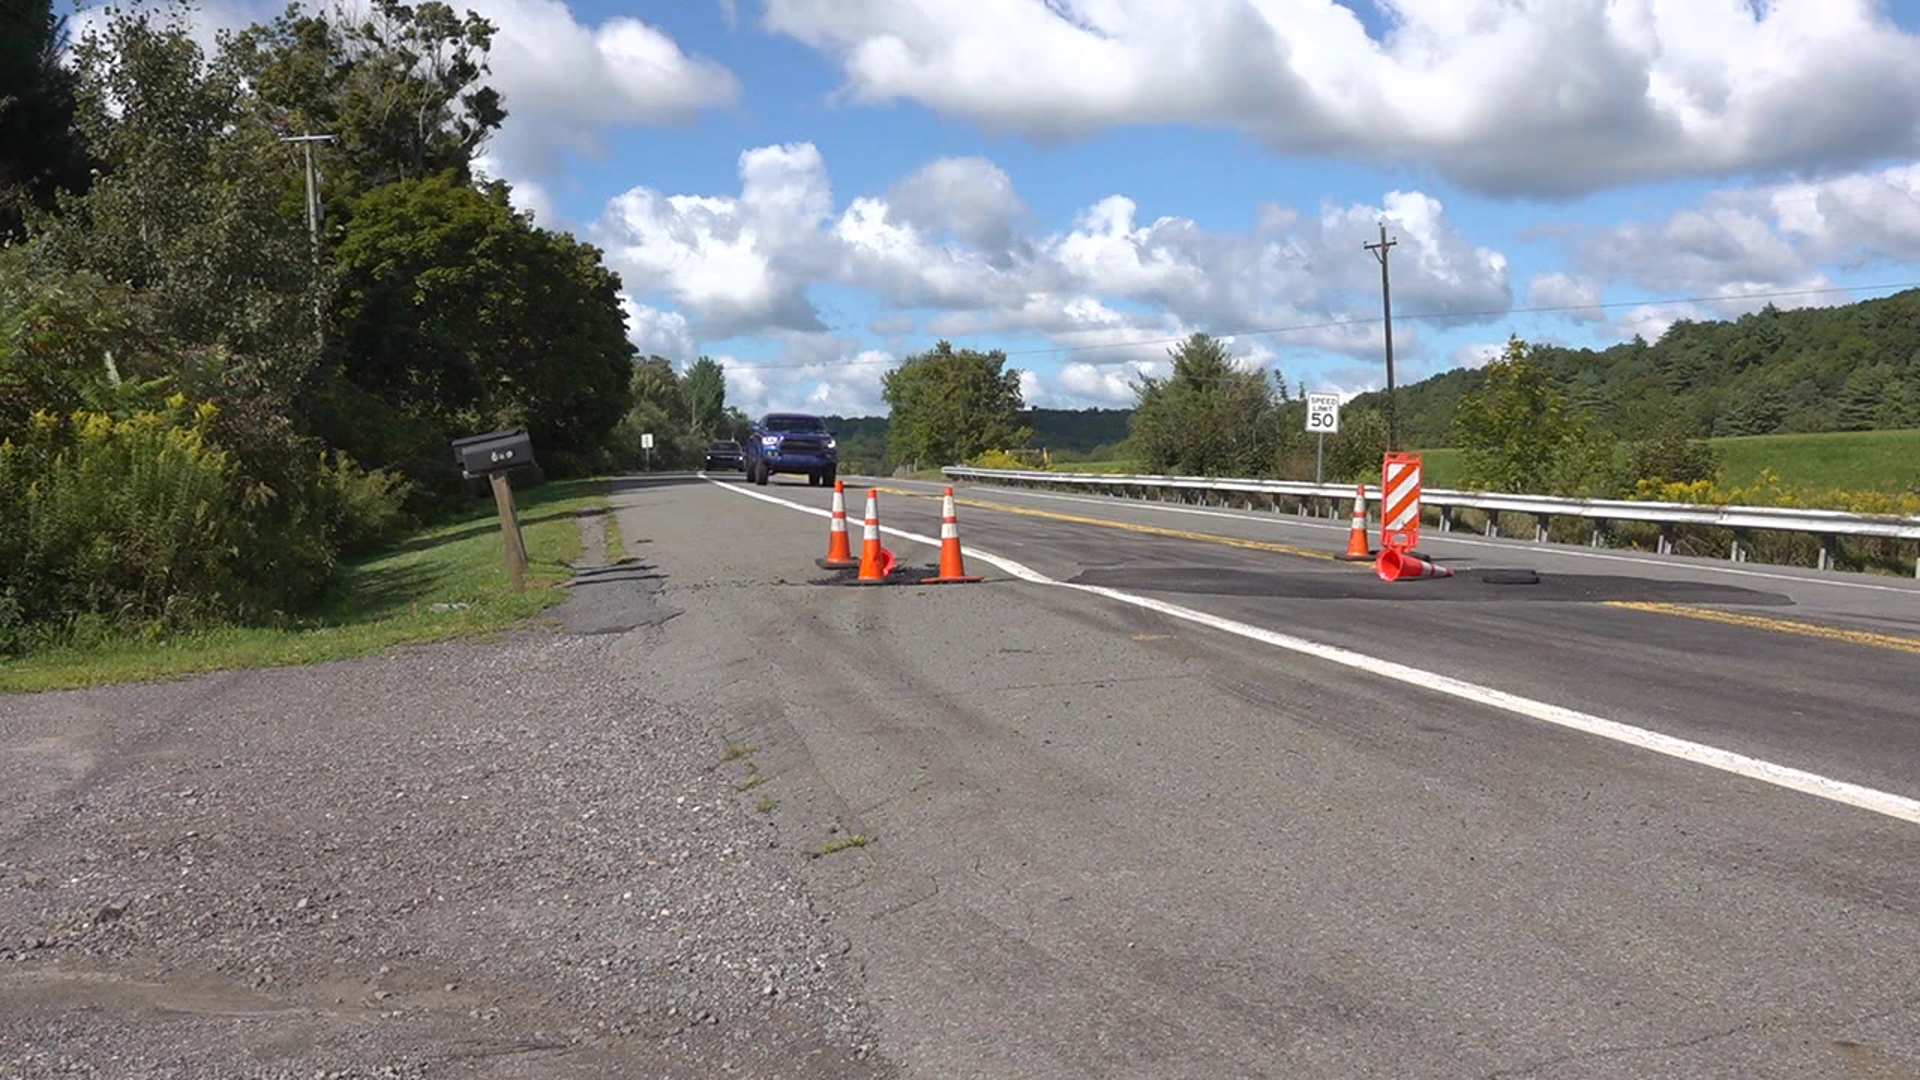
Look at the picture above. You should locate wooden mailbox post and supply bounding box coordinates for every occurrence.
[451,429,537,593]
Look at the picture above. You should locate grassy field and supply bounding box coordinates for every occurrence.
[1709,429,1920,492]
[0,478,609,695]
[1056,429,1920,496]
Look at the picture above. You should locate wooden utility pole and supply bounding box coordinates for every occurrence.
[1364,222,1400,452]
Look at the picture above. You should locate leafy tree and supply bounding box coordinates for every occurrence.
[0,0,92,241]
[1319,403,1389,484]
[1622,426,1722,487]
[629,355,682,412]
[608,358,705,470]
[30,6,319,393]
[226,0,506,199]
[882,340,1030,467]
[684,355,727,437]
[1837,363,1890,431]
[0,253,176,436]
[327,174,633,489]
[1452,337,1606,494]
[1128,333,1289,476]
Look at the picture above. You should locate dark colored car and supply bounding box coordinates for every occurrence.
[744,412,837,486]
[703,439,745,471]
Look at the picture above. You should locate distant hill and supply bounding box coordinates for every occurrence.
[1353,288,1920,447]
[823,407,1135,468]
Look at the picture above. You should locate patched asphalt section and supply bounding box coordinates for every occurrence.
[1066,565,1794,605]
[557,558,678,635]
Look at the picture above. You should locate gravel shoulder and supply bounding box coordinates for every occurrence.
[0,490,892,1079]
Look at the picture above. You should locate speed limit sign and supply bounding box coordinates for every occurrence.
[1305,392,1341,434]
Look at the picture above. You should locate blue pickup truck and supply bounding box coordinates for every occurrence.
[745,412,838,487]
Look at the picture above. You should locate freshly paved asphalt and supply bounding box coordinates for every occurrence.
[617,473,1920,1080]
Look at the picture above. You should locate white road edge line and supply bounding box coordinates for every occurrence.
[711,475,1920,828]
[871,478,1920,597]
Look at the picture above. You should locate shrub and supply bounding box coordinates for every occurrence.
[316,452,412,557]
[1622,429,1721,489]
[0,398,247,647]
[1631,471,1920,573]
[0,393,416,651]
[969,448,1039,470]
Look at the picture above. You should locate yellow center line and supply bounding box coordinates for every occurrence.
[872,485,1342,563]
[1606,601,1920,656]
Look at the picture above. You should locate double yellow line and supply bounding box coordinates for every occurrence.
[1606,602,1920,657]
[877,484,1920,658]
[874,486,1339,562]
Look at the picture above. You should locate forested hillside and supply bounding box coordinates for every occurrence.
[1353,290,1920,447]
[821,407,1132,469]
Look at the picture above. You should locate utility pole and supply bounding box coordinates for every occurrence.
[1364,221,1399,452]
[280,133,335,350]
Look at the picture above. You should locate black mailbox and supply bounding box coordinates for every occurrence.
[451,429,535,478]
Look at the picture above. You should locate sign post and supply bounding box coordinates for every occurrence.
[1305,392,1340,485]
[451,429,538,593]
[641,431,654,473]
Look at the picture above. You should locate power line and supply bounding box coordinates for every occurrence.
[715,280,1920,373]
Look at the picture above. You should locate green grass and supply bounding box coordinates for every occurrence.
[812,833,872,858]
[1060,459,1147,474]
[1415,447,1466,488]
[604,505,628,563]
[0,478,611,695]
[1709,429,1920,492]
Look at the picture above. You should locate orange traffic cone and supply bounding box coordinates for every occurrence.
[816,480,858,569]
[1375,547,1454,582]
[1339,484,1372,561]
[921,487,983,584]
[849,488,898,586]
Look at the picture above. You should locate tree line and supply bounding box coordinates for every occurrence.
[0,0,655,651]
[1356,289,1920,450]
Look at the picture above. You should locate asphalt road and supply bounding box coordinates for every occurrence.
[646,471,1920,1079]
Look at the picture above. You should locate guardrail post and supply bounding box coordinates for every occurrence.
[1438,506,1454,533]
[1658,524,1675,555]
[1535,514,1551,544]
[1485,513,1498,538]
[1730,531,1748,562]
[1818,535,1835,572]
[1590,520,1607,549]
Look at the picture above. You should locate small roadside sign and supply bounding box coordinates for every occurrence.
[640,432,655,449]
[1305,393,1340,434]
[1306,392,1340,483]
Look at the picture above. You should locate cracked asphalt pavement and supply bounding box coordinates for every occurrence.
[5,472,1918,1079]
[643,474,1920,1079]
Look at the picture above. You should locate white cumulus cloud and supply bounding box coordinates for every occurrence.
[1525,272,1606,322]
[465,0,740,178]
[594,140,1513,365]
[762,0,1920,197]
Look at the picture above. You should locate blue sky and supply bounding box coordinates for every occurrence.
[103,0,1920,415]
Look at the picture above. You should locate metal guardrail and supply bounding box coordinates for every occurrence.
[941,466,1920,576]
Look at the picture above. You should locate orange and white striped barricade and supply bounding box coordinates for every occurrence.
[1380,452,1422,552]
